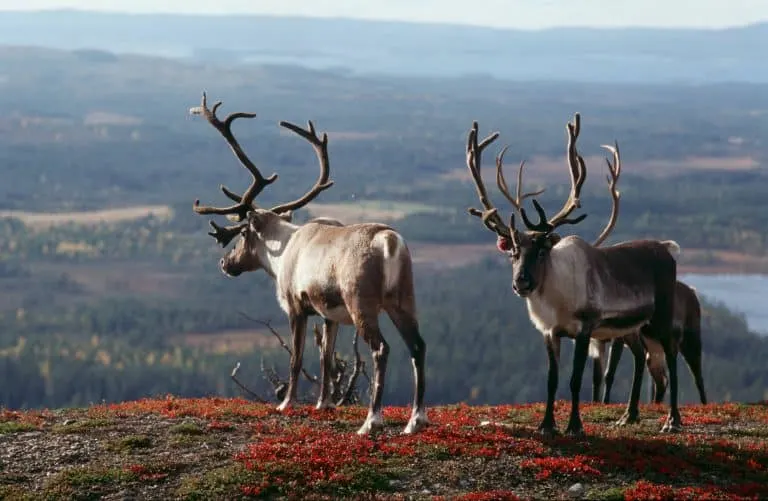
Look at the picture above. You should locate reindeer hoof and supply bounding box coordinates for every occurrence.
[537,425,559,437]
[660,412,683,433]
[565,426,586,438]
[276,400,292,412]
[660,417,683,434]
[615,412,640,427]
[357,413,384,435]
[402,411,430,435]
[565,418,586,438]
[315,400,336,411]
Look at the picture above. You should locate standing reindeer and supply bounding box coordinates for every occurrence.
[572,147,708,407]
[190,93,428,435]
[594,281,707,405]
[464,113,683,436]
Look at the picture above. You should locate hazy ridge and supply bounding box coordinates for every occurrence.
[1,9,767,82]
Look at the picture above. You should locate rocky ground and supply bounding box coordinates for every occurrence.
[0,397,766,500]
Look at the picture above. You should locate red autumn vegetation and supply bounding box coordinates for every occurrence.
[0,397,766,499]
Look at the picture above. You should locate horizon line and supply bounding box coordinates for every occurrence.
[0,7,766,32]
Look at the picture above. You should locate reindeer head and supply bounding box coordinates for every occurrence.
[465,114,621,298]
[190,92,334,277]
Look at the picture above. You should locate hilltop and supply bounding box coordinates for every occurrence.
[0,397,766,500]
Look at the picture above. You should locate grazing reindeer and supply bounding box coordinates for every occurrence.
[190,93,428,435]
[594,281,707,405]
[464,113,683,436]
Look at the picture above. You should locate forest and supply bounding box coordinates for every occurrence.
[1,45,768,410]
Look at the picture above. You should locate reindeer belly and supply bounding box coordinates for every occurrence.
[320,305,354,324]
[591,304,655,341]
[296,286,354,325]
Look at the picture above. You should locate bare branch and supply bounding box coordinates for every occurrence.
[230,362,268,403]
[239,312,319,386]
[337,333,365,406]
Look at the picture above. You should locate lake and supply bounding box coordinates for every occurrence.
[681,274,768,336]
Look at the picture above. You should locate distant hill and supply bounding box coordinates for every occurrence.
[0,10,767,83]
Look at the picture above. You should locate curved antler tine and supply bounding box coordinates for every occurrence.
[207,220,246,248]
[593,141,622,247]
[220,185,243,203]
[478,131,500,150]
[495,145,519,210]
[559,214,588,225]
[545,112,588,230]
[269,120,335,214]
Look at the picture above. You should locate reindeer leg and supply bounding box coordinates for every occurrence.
[603,337,624,403]
[647,355,668,405]
[680,326,707,405]
[316,319,339,410]
[354,315,388,435]
[538,333,561,436]
[386,303,428,434]
[661,340,683,432]
[616,333,645,426]
[565,329,591,438]
[591,340,605,403]
[277,313,308,412]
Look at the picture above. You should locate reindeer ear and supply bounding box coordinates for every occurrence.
[247,211,265,232]
[545,233,561,248]
[278,210,293,223]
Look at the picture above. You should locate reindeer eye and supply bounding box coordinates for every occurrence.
[538,248,547,258]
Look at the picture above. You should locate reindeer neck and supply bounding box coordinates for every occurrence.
[256,218,299,280]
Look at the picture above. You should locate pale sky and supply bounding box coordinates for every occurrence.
[0,0,766,29]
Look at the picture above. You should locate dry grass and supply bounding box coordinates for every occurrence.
[307,200,444,224]
[177,328,283,354]
[409,242,498,269]
[0,205,173,230]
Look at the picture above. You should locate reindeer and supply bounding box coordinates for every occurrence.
[594,281,707,405]
[574,154,707,407]
[190,93,428,435]
[464,113,683,436]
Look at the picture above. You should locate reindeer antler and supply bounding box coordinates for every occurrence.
[269,120,334,215]
[206,220,248,248]
[495,146,546,214]
[592,141,622,247]
[518,113,588,234]
[465,121,516,239]
[191,92,278,222]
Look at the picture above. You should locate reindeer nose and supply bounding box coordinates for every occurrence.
[515,273,532,291]
[219,257,226,269]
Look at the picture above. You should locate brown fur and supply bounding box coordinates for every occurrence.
[595,280,707,405]
[221,211,428,435]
